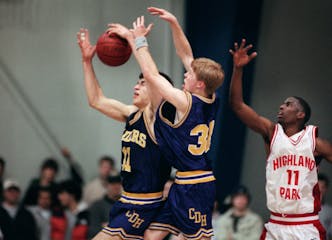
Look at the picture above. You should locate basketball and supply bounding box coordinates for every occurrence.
[96,32,132,67]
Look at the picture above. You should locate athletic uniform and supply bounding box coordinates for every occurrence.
[261,124,326,240]
[149,92,219,240]
[102,110,171,239]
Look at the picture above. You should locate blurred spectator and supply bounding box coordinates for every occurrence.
[88,175,122,238]
[0,180,38,240]
[28,187,53,240]
[22,158,60,207]
[214,185,263,240]
[0,157,5,203]
[51,180,89,240]
[83,155,117,206]
[61,147,84,186]
[212,201,221,240]
[318,173,332,240]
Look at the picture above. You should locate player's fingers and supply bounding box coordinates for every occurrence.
[146,23,154,34]
[141,16,145,26]
[85,28,90,41]
[136,16,141,26]
[240,38,246,49]
[234,42,239,50]
[244,44,253,51]
[229,49,234,55]
[249,52,258,60]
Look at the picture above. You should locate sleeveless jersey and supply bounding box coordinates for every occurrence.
[266,124,321,214]
[154,92,219,171]
[120,110,171,194]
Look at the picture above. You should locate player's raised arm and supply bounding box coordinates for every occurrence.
[109,17,188,113]
[77,28,136,122]
[148,7,194,71]
[229,39,273,138]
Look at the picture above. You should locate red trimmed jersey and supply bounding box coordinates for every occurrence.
[266,124,321,214]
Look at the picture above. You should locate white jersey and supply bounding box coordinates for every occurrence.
[266,124,321,214]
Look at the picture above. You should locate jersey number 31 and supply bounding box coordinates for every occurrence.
[188,120,215,155]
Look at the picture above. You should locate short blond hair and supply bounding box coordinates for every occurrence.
[191,58,224,95]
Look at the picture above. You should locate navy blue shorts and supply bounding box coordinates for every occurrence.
[102,200,164,239]
[149,178,216,239]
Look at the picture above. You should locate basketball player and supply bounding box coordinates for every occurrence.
[108,9,224,239]
[76,28,172,240]
[229,39,332,240]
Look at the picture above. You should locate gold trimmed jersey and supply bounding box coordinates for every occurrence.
[120,110,171,195]
[154,92,219,171]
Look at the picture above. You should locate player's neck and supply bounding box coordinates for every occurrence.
[192,89,211,99]
[282,123,305,137]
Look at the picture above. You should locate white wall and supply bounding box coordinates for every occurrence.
[0,0,185,190]
[241,0,332,220]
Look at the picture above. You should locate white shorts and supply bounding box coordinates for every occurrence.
[261,217,326,240]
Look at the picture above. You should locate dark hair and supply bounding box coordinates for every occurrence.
[58,180,82,202]
[0,157,5,168]
[99,155,115,167]
[139,72,174,86]
[41,158,59,173]
[231,185,251,203]
[38,186,52,195]
[318,173,329,187]
[107,175,122,184]
[293,96,311,124]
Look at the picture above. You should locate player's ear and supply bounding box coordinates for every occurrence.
[296,111,305,121]
[196,80,205,89]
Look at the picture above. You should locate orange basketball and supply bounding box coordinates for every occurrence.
[96,33,132,67]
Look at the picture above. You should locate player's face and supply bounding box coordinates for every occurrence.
[277,97,303,125]
[183,69,198,92]
[133,79,149,109]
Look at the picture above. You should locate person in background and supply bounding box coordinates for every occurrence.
[214,186,263,240]
[0,180,38,240]
[61,147,85,186]
[318,173,332,240]
[22,158,60,207]
[28,187,53,240]
[83,155,117,206]
[51,179,89,240]
[0,158,5,203]
[88,175,122,238]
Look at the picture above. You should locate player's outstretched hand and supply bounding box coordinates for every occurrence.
[132,16,153,38]
[229,39,257,68]
[147,7,177,24]
[77,28,96,62]
[106,23,132,41]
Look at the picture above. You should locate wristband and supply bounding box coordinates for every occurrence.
[135,36,148,50]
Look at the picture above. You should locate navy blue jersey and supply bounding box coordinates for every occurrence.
[120,110,171,194]
[155,92,219,171]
